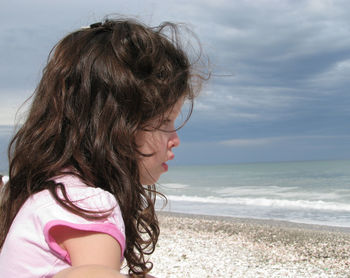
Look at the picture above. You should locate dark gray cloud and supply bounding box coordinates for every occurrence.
[174,0,350,150]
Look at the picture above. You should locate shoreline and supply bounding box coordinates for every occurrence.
[156,210,350,233]
[149,211,350,278]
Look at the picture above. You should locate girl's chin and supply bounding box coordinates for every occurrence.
[140,174,160,186]
[140,165,168,185]
[161,162,168,172]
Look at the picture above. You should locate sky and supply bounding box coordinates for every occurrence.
[0,0,349,166]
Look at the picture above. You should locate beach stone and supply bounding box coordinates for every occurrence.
[146,212,350,278]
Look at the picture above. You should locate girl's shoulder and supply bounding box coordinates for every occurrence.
[1,174,126,274]
[25,173,125,234]
[53,174,118,210]
[30,174,117,211]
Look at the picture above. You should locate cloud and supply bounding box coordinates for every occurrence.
[220,137,280,146]
[308,58,350,91]
[220,135,350,147]
[0,126,14,136]
[194,84,308,123]
[189,0,350,87]
[0,89,32,125]
[1,0,349,163]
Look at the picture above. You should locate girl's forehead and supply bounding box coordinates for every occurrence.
[167,98,185,116]
[145,98,185,128]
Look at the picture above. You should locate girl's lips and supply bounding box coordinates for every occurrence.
[162,162,168,172]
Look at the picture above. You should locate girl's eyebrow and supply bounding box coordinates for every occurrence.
[160,119,172,126]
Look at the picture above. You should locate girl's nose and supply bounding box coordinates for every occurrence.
[169,131,180,148]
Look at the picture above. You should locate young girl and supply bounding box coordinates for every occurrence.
[0,18,204,277]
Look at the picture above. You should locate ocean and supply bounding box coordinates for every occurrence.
[1,149,349,227]
[157,160,350,228]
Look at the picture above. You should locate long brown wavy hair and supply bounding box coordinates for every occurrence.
[0,18,205,276]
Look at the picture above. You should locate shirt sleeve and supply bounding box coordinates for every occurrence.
[41,182,126,264]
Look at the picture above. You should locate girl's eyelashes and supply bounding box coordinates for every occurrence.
[162,119,171,125]
[160,118,174,131]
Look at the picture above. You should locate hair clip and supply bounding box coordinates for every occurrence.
[90,22,103,28]
[81,22,103,30]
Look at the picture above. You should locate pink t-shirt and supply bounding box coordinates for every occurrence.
[0,174,126,277]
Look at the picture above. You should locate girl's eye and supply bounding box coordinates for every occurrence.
[161,119,173,130]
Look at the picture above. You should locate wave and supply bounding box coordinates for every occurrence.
[160,183,190,189]
[215,186,346,200]
[166,195,350,212]
[215,185,299,197]
[1,175,9,184]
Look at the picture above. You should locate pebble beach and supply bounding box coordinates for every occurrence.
[148,212,350,278]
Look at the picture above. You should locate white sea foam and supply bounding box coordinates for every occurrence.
[161,183,189,189]
[1,175,9,184]
[215,186,299,196]
[166,195,350,212]
[215,186,343,200]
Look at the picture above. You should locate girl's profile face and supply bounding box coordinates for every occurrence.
[136,99,184,185]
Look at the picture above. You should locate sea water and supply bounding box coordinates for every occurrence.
[157,160,350,228]
[1,128,349,228]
